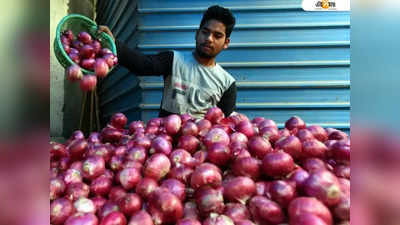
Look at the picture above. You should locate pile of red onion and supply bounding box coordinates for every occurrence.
[50,108,350,225]
[61,29,118,92]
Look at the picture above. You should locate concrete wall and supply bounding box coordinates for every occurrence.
[50,0,96,139]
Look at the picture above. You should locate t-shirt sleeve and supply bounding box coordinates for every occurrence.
[217,82,237,117]
[116,40,173,76]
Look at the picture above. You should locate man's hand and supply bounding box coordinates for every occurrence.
[98,25,115,42]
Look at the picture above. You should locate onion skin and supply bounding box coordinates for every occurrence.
[334,165,350,179]
[144,153,171,181]
[66,64,83,82]
[73,197,96,214]
[128,210,154,225]
[204,128,230,147]
[203,214,234,225]
[290,213,328,225]
[164,114,182,135]
[205,107,225,124]
[94,58,109,78]
[268,180,297,208]
[197,119,212,136]
[258,119,278,130]
[63,168,83,185]
[223,203,251,223]
[183,201,200,220]
[118,193,142,217]
[181,121,199,136]
[178,135,200,154]
[207,143,232,166]
[287,169,310,193]
[176,218,202,225]
[235,121,255,138]
[68,139,88,161]
[302,158,326,173]
[303,170,342,207]
[255,181,270,196]
[82,156,106,180]
[288,197,332,225]
[65,212,98,225]
[307,125,328,142]
[262,151,295,178]
[117,167,141,190]
[108,186,128,203]
[248,136,272,159]
[91,196,107,212]
[235,220,255,225]
[232,157,261,180]
[259,127,280,144]
[80,75,97,92]
[167,166,194,184]
[169,149,196,168]
[90,176,112,196]
[50,177,66,200]
[148,188,184,225]
[51,198,74,225]
[285,116,306,131]
[98,201,120,220]
[195,187,225,217]
[66,182,90,201]
[161,178,186,201]
[126,146,147,164]
[135,177,158,199]
[248,196,285,225]
[302,139,328,159]
[296,129,315,142]
[100,211,127,225]
[275,135,302,159]
[190,163,222,189]
[223,176,256,204]
[331,141,350,164]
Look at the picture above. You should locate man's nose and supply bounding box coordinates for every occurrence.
[206,33,213,42]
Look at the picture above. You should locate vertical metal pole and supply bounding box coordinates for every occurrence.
[79,92,87,130]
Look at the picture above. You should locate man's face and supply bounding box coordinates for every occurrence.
[195,19,230,59]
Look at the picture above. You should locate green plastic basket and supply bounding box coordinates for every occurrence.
[54,14,117,74]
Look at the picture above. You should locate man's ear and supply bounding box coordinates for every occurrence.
[223,37,230,49]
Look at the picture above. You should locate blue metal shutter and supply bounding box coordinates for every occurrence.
[97,0,350,132]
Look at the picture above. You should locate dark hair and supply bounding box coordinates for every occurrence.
[199,5,236,38]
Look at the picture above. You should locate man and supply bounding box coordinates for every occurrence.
[98,5,237,119]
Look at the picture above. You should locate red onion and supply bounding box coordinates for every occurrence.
[333,194,350,221]
[118,193,142,217]
[251,117,265,125]
[275,135,302,159]
[170,149,195,168]
[63,168,82,185]
[50,177,66,200]
[307,125,328,142]
[288,197,332,225]
[70,48,79,55]
[180,113,193,123]
[285,116,306,131]
[334,165,350,179]
[103,53,116,68]
[73,197,95,214]
[195,187,225,217]
[123,160,143,171]
[207,143,232,166]
[303,170,342,206]
[303,158,326,173]
[98,201,120,220]
[90,176,112,196]
[297,129,315,142]
[66,64,83,82]
[50,142,68,159]
[205,107,225,124]
[259,127,280,144]
[91,40,101,54]
[66,182,90,201]
[117,167,141,190]
[230,132,248,145]
[234,220,255,225]
[176,218,202,225]
[101,48,113,56]
[262,151,295,178]
[69,52,81,64]
[229,113,250,126]
[88,132,101,144]
[144,153,171,181]
[101,127,123,143]
[102,170,114,180]
[80,75,97,92]
[65,212,98,225]
[290,213,328,225]
[63,43,71,54]
[148,188,183,225]
[255,181,270,196]
[68,139,88,161]
[100,211,127,225]
[63,30,74,41]
[177,135,200,154]
[72,40,84,50]
[167,166,194,184]
[51,198,74,225]
[82,156,105,180]
[164,114,182,135]
[111,113,128,129]
[91,196,107,212]
[193,150,207,165]
[331,140,350,164]
[197,119,212,136]
[77,31,92,44]
[269,180,296,208]
[232,157,260,180]
[129,121,145,134]
[126,146,147,164]
[150,136,172,155]
[110,156,124,171]
[223,203,250,223]
[279,128,291,138]
[235,121,255,138]
[128,210,154,225]
[287,169,310,193]
[61,35,71,45]
[161,178,186,201]
[183,201,200,220]
[248,136,272,159]
[134,136,151,150]
[223,176,256,204]
[248,196,285,225]
[328,130,348,141]
[181,121,199,136]
[191,163,222,189]
[108,186,127,202]
[302,139,328,159]
[94,58,109,78]
[70,161,84,173]
[258,119,278,130]
[233,148,252,160]
[80,44,95,59]
[135,177,158,199]
[203,214,234,225]
[204,128,230,147]
[145,126,159,135]
[58,157,70,171]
